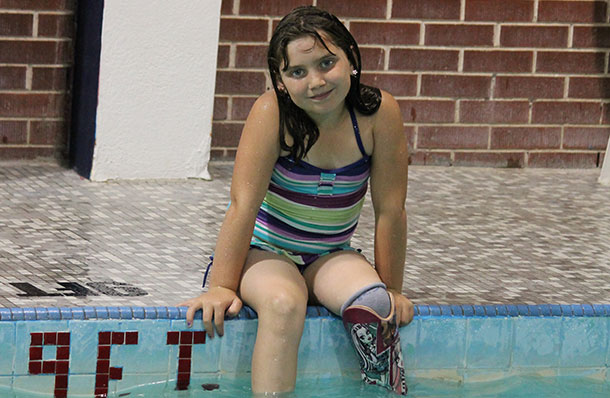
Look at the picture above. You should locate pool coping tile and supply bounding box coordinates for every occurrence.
[0,305,609,321]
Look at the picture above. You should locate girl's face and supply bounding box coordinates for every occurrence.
[279,34,352,119]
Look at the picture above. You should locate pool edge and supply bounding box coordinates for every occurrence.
[2,304,609,321]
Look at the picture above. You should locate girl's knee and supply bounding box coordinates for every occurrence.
[264,291,307,317]
[256,291,307,338]
[259,289,308,320]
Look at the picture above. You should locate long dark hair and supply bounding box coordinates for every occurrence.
[268,6,381,161]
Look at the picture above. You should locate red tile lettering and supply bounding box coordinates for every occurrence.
[96,374,108,388]
[111,331,124,345]
[178,359,191,373]
[96,359,109,373]
[28,332,71,398]
[56,346,69,360]
[193,331,206,344]
[30,346,42,360]
[31,333,43,346]
[98,331,111,345]
[57,332,70,346]
[167,330,206,390]
[56,361,69,374]
[180,331,193,345]
[109,367,123,380]
[44,332,57,345]
[125,331,138,345]
[167,331,180,345]
[179,345,192,357]
[55,375,68,389]
[29,361,41,375]
[54,389,67,398]
[97,345,110,360]
[43,360,55,373]
[94,331,139,397]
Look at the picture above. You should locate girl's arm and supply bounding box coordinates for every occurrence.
[181,90,281,336]
[209,91,281,290]
[369,90,413,326]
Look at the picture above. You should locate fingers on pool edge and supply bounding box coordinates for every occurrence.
[202,304,215,338]
[183,301,200,326]
[213,303,227,337]
[226,297,243,318]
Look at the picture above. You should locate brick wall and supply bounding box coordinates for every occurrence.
[212,0,610,168]
[0,0,74,161]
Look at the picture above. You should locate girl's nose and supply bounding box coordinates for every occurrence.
[308,72,326,90]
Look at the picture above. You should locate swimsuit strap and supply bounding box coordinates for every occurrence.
[348,106,368,157]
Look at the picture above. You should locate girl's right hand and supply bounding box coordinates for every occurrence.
[178,286,243,338]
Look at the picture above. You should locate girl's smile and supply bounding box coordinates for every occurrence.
[310,88,334,101]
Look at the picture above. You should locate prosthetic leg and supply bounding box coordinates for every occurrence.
[342,290,407,395]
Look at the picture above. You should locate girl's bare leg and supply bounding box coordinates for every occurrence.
[303,250,384,314]
[238,249,309,394]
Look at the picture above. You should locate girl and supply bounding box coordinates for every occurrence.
[180,6,413,395]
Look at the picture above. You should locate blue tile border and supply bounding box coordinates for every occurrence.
[592,304,607,317]
[84,306,96,319]
[48,307,61,320]
[474,305,486,316]
[416,305,430,316]
[0,304,609,321]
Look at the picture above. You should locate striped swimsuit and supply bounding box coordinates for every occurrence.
[250,105,370,270]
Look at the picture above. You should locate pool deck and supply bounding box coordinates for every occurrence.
[0,160,609,309]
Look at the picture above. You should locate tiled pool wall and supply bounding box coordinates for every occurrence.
[0,304,609,397]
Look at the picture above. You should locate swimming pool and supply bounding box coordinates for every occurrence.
[1,304,608,397]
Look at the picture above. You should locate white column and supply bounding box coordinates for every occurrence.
[599,135,610,185]
[90,0,221,181]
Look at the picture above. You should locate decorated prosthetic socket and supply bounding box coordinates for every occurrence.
[342,292,407,395]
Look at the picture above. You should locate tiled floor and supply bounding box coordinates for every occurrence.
[1,161,609,308]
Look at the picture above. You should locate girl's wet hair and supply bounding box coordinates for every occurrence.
[268,6,381,162]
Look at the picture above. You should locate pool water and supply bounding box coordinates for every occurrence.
[13,375,609,398]
[129,376,610,398]
[410,376,610,398]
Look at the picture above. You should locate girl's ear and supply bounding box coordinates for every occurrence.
[348,45,359,71]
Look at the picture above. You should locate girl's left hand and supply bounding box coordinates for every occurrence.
[388,289,414,327]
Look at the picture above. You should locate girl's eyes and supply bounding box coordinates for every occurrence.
[290,68,306,78]
[287,58,336,79]
[320,58,335,69]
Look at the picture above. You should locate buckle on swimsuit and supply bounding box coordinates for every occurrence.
[318,172,337,195]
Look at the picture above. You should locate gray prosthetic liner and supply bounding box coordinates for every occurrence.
[340,282,391,318]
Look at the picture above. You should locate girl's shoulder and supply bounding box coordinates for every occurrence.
[235,90,283,164]
[366,90,404,155]
[240,90,282,147]
[249,90,280,121]
[251,90,296,150]
[374,90,401,120]
[243,90,284,141]
[369,89,402,133]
